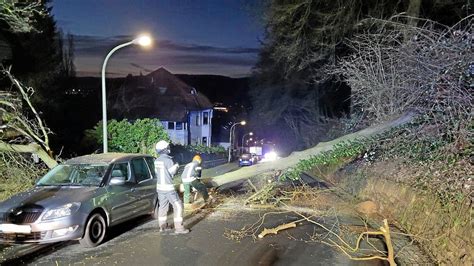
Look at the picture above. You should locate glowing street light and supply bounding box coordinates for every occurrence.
[101,34,152,153]
[228,120,246,162]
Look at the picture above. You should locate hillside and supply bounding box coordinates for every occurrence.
[175,74,250,107]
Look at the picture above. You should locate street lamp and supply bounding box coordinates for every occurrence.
[241,132,253,153]
[101,34,152,153]
[228,120,246,162]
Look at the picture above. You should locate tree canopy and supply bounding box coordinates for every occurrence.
[249,0,472,151]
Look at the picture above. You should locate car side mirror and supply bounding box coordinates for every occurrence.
[109,176,126,186]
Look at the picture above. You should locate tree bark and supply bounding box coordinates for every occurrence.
[205,112,415,187]
[0,142,57,169]
[406,0,422,27]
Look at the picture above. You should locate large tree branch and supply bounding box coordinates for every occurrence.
[3,67,51,151]
[0,141,57,169]
[206,112,415,187]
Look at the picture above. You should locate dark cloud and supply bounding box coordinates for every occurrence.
[157,40,259,54]
[73,34,259,56]
[128,53,256,67]
[73,34,135,55]
[72,34,259,77]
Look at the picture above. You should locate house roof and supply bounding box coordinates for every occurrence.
[108,67,213,122]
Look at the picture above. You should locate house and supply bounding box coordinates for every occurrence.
[108,67,213,146]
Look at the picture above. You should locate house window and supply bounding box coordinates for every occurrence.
[168,122,175,130]
[159,87,167,94]
[176,122,183,130]
[203,112,209,125]
[195,114,200,126]
[202,137,207,145]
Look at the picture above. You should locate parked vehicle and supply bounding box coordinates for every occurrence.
[239,153,257,167]
[251,153,261,161]
[0,153,158,247]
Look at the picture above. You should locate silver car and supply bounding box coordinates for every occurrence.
[0,153,158,247]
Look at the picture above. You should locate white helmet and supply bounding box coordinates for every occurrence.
[155,140,170,153]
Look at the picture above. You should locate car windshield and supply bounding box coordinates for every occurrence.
[37,164,109,186]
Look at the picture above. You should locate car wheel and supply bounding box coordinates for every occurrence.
[79,213,107,248]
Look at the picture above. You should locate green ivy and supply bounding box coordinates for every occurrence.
[281,139,369,181]
[84,118,170,155]
[186,144,226,154]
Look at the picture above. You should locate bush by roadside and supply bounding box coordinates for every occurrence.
[0,153,47,201]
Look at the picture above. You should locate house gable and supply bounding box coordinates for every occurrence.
[108,67,212,122]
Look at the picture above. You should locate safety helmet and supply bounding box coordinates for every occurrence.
[155,140,170,153]
[192,154,202,164]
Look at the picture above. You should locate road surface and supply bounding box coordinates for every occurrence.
[1,199,383,266]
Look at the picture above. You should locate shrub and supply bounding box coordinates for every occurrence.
[187,144,226,154]
[84,118,170,155]
[0,152,47,201]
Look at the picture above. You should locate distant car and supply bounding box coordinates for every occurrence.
[239,153,257,167]
[0,153,158,247]
[251,153,261,161]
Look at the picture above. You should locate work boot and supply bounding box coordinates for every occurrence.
[174,225,190,234]
[159,224,172,232]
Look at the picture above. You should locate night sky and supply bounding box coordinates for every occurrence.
[51,0,263,77]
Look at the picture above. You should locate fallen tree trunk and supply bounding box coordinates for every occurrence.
[205,112,415,187]
[0,142,58,169]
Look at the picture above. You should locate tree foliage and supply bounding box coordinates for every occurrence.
[250,0,471,151]
[1,1,77,154]
[335,15,473,127]
[0,0,46,33]
[85,119,170,155]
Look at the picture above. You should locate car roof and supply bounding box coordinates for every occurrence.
[65,153,153,165]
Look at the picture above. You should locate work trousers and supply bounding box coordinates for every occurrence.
[157,190,184,229]
[183,179,209,204]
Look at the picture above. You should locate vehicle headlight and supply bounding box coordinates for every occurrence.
[42,203,81,220]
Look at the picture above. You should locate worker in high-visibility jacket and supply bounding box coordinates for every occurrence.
[154,140,189,234]
[181,154,209,204]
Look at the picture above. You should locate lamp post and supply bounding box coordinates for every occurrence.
[228,120,246,162]
[101,34,152,153]
[241,132,253,153]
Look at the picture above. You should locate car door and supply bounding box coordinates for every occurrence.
[130,157,156,215]
[106,162,138,224]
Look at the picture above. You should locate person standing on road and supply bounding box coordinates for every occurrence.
[181,154,209,204]
[154,140,189,234]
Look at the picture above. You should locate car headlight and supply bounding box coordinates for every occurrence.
[42,203,81,220]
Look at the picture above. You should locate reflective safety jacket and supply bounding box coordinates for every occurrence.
[154,154,179,192]
[181,161,202,184]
